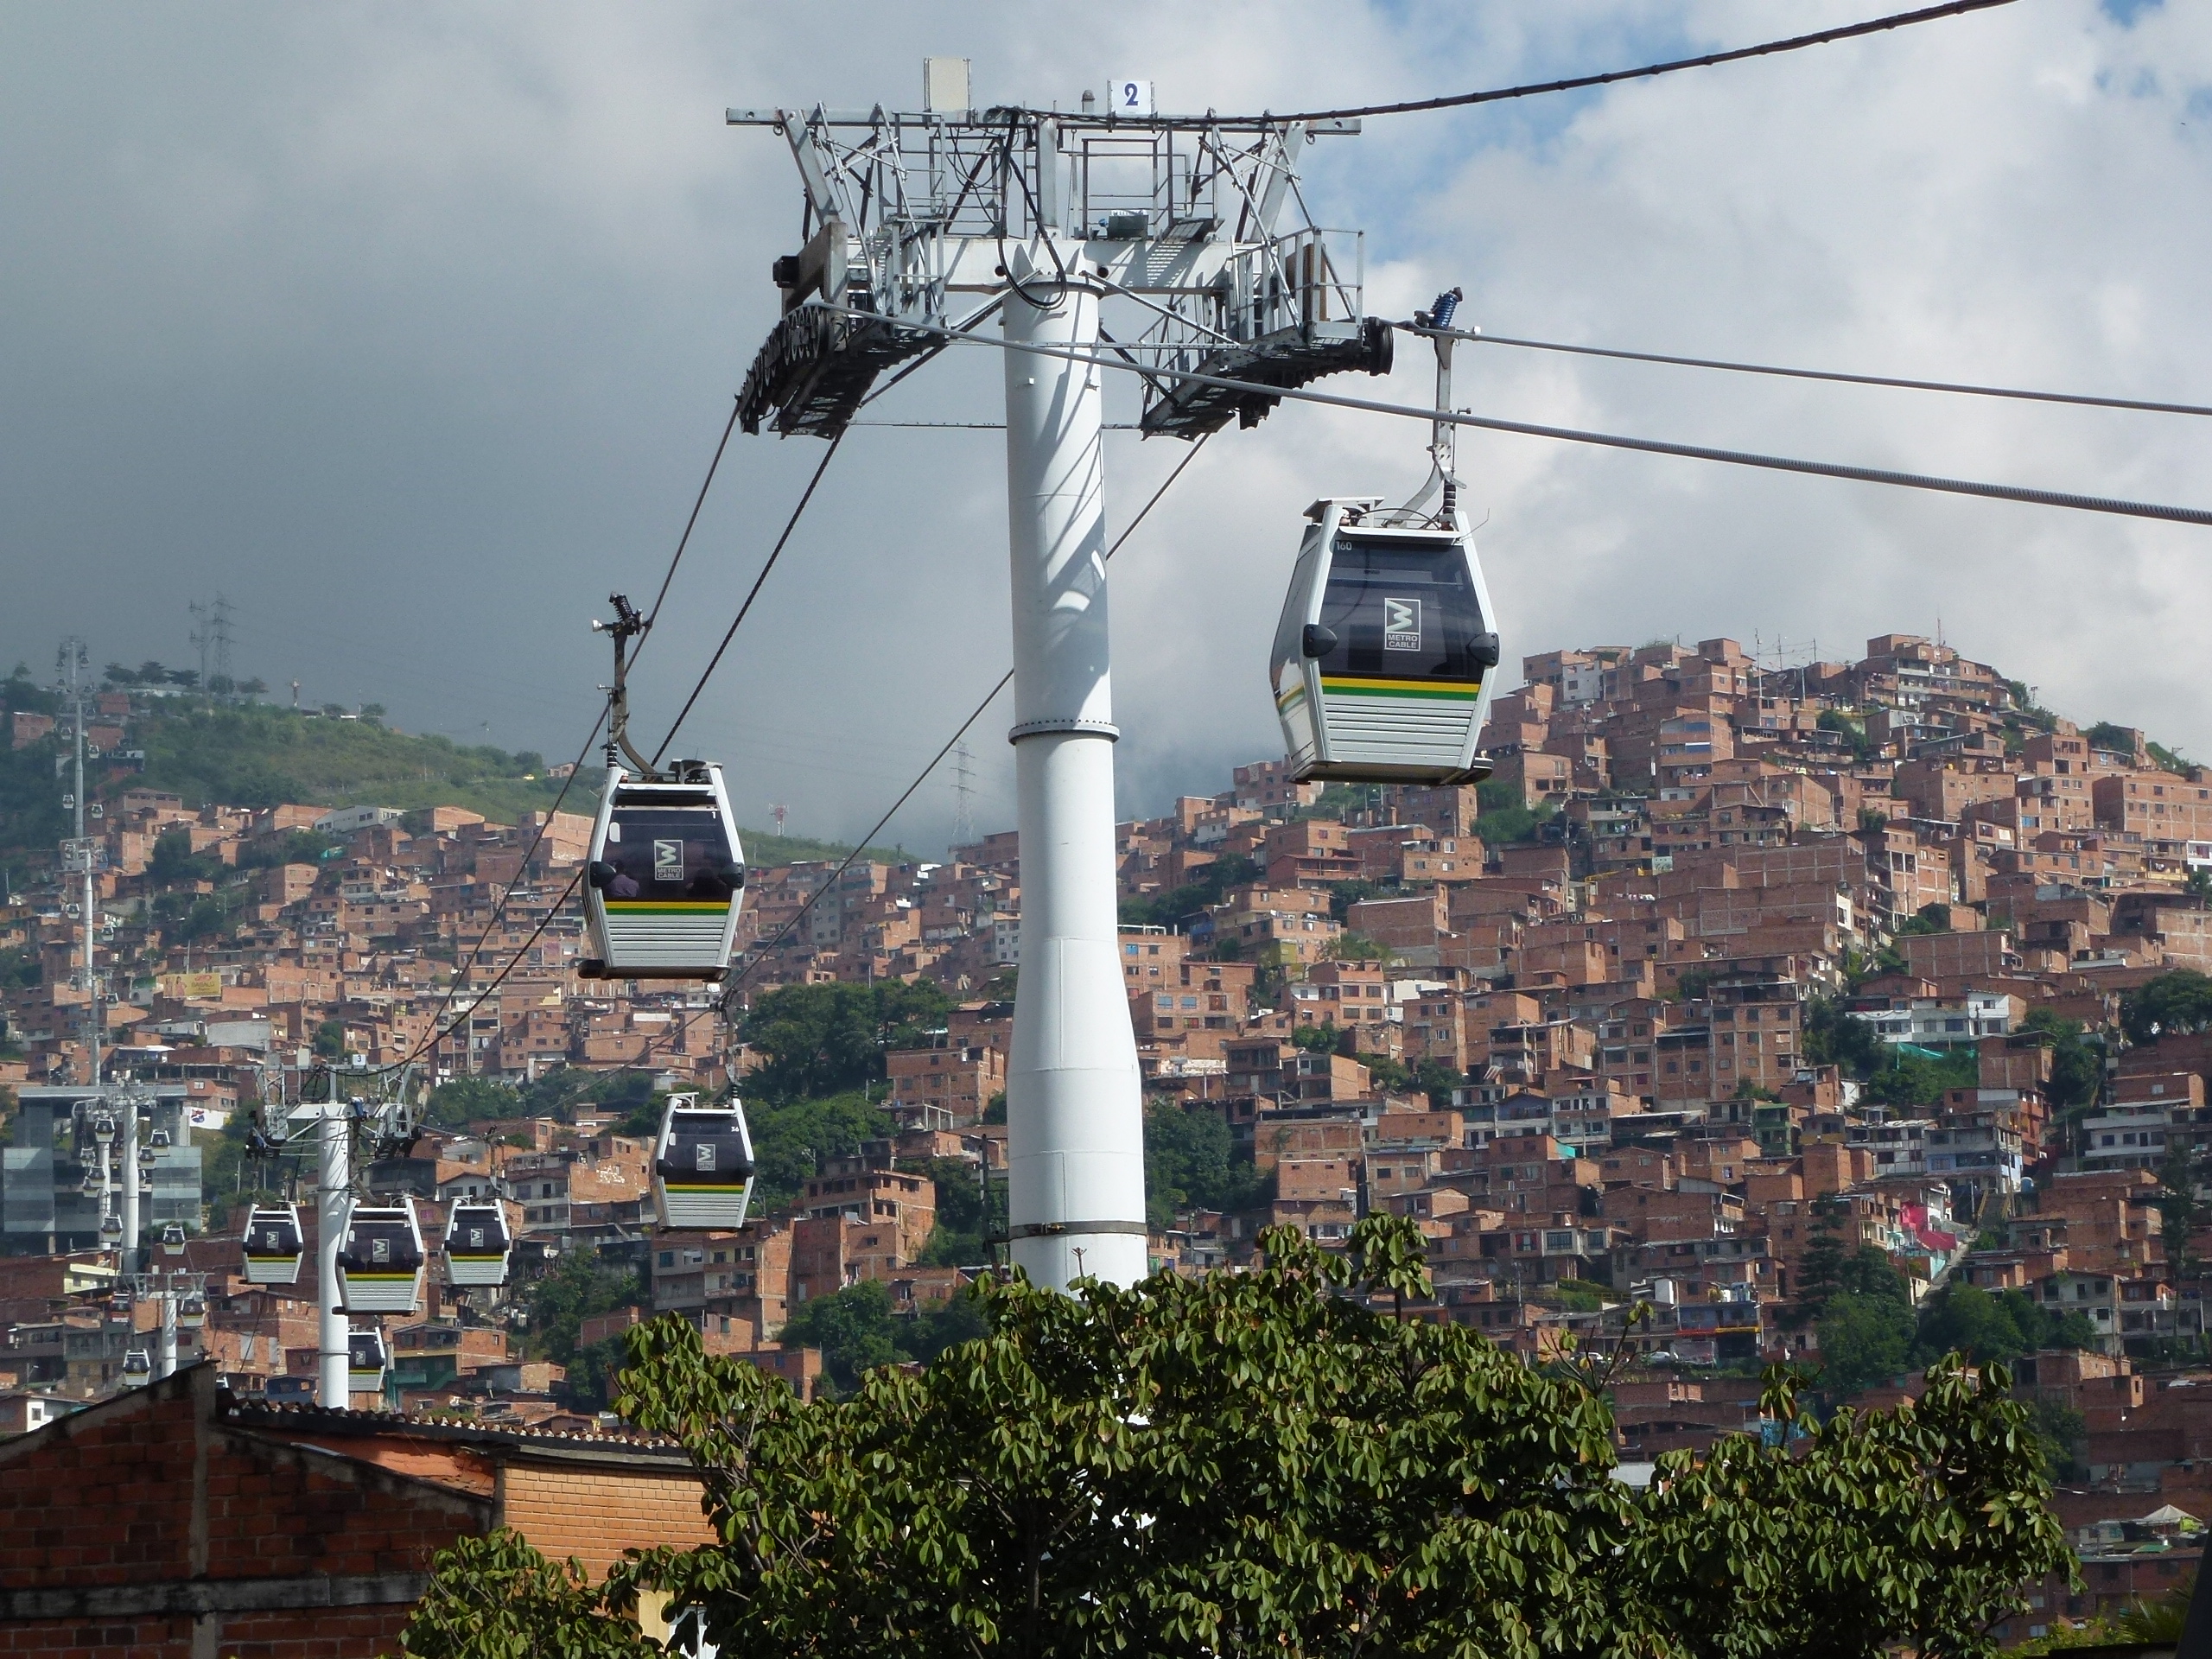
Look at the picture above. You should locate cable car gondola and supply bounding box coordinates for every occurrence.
[443,1202,512,1287]
[177,1292,207,1330]
[98,1211,122,1244]
[652,1095,756,1230]
[1270,499,1499,785]
[336,1198,425,1313]
[122,1348,152,1387]
[581,763,746,981]
[242,1205,306,1286]
[347,1325,389,1395]
[160,1223,188,1257]
[1268,287,1501,788]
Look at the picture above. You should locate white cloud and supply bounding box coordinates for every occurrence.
[2,0,2206,852]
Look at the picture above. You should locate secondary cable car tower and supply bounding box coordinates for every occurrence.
[729,63,1389,1291]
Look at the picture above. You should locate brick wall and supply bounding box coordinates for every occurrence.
[0,1366,491,1657]
[496,1459,717,1579]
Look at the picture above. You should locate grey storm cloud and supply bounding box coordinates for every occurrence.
[2,1,2207,852]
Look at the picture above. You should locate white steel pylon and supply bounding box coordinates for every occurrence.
[728,66,1381,1290]
[1000,267,1147,1288]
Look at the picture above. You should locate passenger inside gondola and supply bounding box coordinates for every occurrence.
[588,805,742,903]
[1313,536,1494,683]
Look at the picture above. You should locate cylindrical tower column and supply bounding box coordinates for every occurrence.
[317,1084,350,1408]
[1001,254,1147,1292]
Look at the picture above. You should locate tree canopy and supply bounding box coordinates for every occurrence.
[404,1216,2069,1659]
[739,980,953,1105]
[2121,969,2212,1046]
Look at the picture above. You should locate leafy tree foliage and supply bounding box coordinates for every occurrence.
[2121,969,2212,1046]
[740,981,952,1105]
[407,1216,2069,1658]
[1142,1099,1262,1230]
[745,1090,896,1214]
[520,1247,640,1367]
[424,1076,524,1129]
[914,1156,995,1267]
[2016,1007,2102,1111]
[401,1528,657,1659]
[1910,1282,2095,1369]
[1858,1045,1979,1108]
[776,1279,989,1395]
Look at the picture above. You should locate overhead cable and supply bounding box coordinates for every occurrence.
[850,308,2212,530]
[639,397,745,644]
[707,433,1215,1018]
[1405,322,2212,421]
[1256,0,2017,124]
[384,393,747,1074]
[651,431,847,766]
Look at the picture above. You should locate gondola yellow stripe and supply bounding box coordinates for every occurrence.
[604,900,731,912]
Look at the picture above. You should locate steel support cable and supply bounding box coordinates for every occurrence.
[639,397,746,643]
[379,397,746,1075]
[1405,322,2212,421]
[707,433,1216,1020]
[1027,0,2018,126]
[843,308,2212,530]
[650,431,847,767]
[403,868,587,1073]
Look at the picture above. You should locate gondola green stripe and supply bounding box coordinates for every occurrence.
[1321,677,1483,702]
[605,901,730,914]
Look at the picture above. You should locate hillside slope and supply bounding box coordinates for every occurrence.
[0,698,886,866]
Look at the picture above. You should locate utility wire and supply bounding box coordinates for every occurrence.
[651,432,846,766]
[840,308,2212,530]
[1407,322,2212,421]
[708,433,1214,1019]
[1258,0,2017,124]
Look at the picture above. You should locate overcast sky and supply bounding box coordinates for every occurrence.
[3,0,2206,853]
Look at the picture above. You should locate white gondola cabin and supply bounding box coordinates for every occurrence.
[348,1326,389,1394]
[160,1223,188,1257]
[122,1348,153,1387]
[337,1198,425,1313]
[243,1205,306,1286]
[582,763,745,981]
[1271,498,1499,785]
[652,1096,756,1230]
[178,1292,207,1330]
[443,1202,512,1288]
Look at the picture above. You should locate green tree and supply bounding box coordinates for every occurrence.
[776,1279,903,1394]
[1142,1098,1262,1230]
[311,1019,346,1059]
[913,1157,993,1266]
[2017,1006,2102,1111]
[1815,1291,1916,1396]
[2122,969,2212,1045]
[400,1529,657,1659]
[423,1076,524,1129]
[1116,853,1259,929]
[519,1248,640,1367]
[745,1090,896,1213]
[741,981,953,1104]
[406,1216,2069,1657]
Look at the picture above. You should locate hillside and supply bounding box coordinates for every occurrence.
[0,696,886,867]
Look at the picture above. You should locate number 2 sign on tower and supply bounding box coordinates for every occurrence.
[1107,79,1154,116]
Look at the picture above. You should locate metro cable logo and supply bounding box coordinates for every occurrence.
[1382,597,1422,652]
